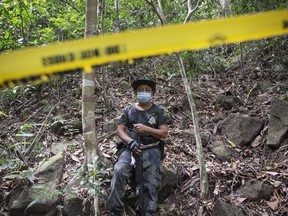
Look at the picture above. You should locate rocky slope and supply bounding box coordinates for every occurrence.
[0,53,288,215]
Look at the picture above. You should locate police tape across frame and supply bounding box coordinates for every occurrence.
[0,9,288,88]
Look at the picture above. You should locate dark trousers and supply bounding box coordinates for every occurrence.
[106,148,161,216]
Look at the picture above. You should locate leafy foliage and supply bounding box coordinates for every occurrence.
[230,0,288,15]
[3,167,35,183]
[0,0,85,51]
[1,0,287,74]
[76,156,111,197]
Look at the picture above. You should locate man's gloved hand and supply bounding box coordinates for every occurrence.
[129,139,140,153]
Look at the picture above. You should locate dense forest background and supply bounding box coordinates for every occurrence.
[1,0,288,75]
[1,0,288,215]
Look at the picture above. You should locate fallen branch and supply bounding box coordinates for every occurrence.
[180,177,200,194]
[245,83,258,105]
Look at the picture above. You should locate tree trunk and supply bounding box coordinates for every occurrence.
[83,0,100,215]
[175,53,208,196]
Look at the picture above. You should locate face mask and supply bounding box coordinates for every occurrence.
[137,92,152,103]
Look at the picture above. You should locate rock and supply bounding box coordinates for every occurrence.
[125,165,177,206]
[266,99,288,148]
[221,114,264,147]
[63,195,90,216]
[158,165,178,203]
[177,129,210,147]
[236,179,273,201]
[212,199,247,216]
[258,80,274,93]
[35,152,64,183]
[216,95,241,110]
[50,120,82,135]
[50,120,65,135]
[209,140,231,162]
[211,113,225,123]
[51,141,75,155]
[8,153,64,215]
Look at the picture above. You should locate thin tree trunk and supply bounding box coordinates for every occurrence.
[83,0,100,215]
[95,0,111,112]
[114,0,120,32]
[180,0,208,197]
[175,53,208,195]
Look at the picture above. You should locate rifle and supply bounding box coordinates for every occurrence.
[135,138,144,215]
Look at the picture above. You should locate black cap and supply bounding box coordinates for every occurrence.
[131,77,156,92]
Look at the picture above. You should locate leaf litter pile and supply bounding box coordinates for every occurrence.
[0,54,288,216]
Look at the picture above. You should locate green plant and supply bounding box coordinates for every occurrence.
[0,0,85,51]
[12,123,35,150]
[15,123,35,136]
[3,167,35,184]
[0,84,37,111]
[0,158,21,171]
[63,124,80,136]
[189,187,196,195]
[4,168,62,211]
[77,156,111,197]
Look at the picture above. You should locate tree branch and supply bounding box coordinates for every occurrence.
[184,0,201,23]
[62,0,81,13]
[145,0,165,25]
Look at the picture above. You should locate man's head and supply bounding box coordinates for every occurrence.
[131,78,156,104]
[131,77,156,93]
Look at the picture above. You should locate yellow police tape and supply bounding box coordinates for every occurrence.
[0,9,288,88]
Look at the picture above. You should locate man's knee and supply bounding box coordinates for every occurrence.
[114,162,131,178]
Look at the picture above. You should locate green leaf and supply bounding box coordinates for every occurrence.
[22,168,35,183]
[21,123,34,130]
[31,184,46,189]
[4,31,10,39]
[3,173,21,179]
[0,160,6,165]
[25,200,39,211]
[87,188,95,196]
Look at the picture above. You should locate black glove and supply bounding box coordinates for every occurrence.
[129,139,140,152]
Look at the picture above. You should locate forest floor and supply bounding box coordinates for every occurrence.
[1,53,288,216]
